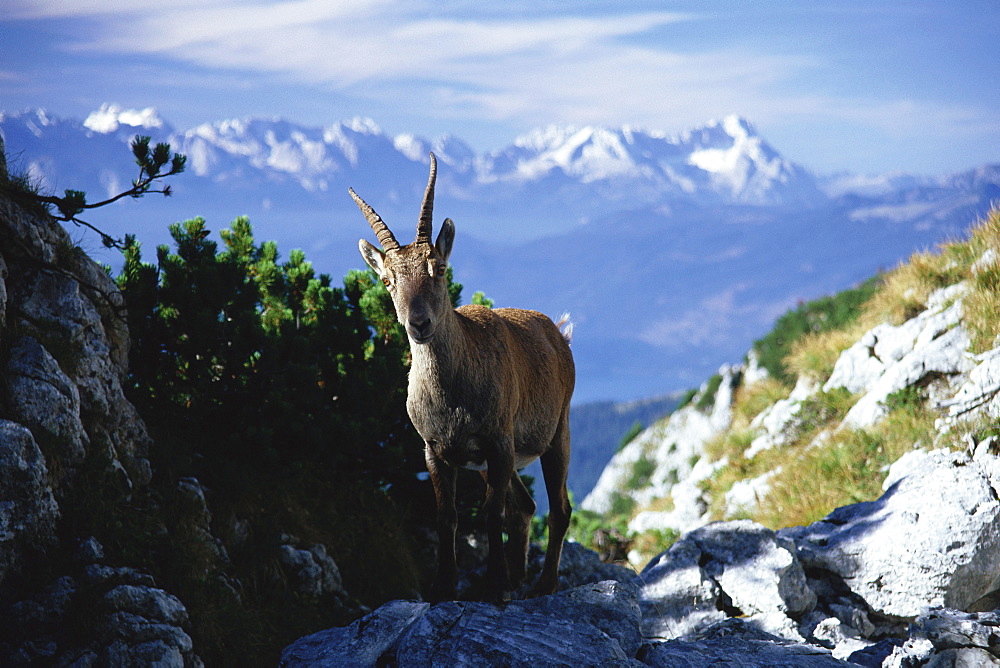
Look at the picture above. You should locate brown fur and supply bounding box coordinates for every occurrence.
[353,154,574,602]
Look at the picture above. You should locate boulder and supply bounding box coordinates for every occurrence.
[781,449,1000,619]
[882,609,1000,668]
[639,618,847,667]
[636,520,816,641]
[280,600,431,667]
[282,580,642,667]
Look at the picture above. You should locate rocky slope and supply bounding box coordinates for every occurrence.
[282,210,1000,665]
[583,213,1000,546]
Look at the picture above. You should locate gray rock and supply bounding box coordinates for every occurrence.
[3,337,88,465]
[95,585,201,667]
[74,536,104,565]
[397,580,642,667]
[634,537,726,639]
[637,520,815,641]
[281,599,430,667]
[0,249,7,334]
[277,541,346,600]
[941,346,1000,424]
[0,420,59,587]
[101,585,190,627]
[283,580,643,667]
[502,539,634,599]
[823,289,975,429]
[782,449,1000,619]
[912,609,1000,659]
[639,618,847,667]
[7,252,152,490]
[174,478,230,575]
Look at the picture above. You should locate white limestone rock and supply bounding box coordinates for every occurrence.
[781,449,1000,619]
[637,520,816,642]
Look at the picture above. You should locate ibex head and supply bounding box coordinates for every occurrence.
[354,153,456,344]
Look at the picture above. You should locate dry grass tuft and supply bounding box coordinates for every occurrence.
[784,327,865,384]
[731,377,792,428]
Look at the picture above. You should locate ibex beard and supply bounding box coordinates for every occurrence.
[352,153,575,603]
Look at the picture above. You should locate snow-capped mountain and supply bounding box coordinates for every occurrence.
[480,116,822,206]
[2,105,997,401]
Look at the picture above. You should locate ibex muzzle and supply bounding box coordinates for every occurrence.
[352,154,575,602]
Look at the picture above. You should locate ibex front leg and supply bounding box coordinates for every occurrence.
[483,438,515,603]
[426,451,458,602]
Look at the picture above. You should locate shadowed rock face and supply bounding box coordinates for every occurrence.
[0,138,201,666]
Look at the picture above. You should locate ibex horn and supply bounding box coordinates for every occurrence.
[350,187,400,251]
[415,152,437,245]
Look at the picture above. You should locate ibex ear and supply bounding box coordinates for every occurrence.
[358,239,386,276]
[435,218,455,262]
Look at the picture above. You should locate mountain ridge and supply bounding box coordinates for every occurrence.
[2,104,997,401]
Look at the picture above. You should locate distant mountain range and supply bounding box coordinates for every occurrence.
[2,104,998,401]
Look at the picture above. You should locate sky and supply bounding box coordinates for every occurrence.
[2,0,998,175]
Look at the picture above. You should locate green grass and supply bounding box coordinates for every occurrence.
[752,275,883,384]
[696,374,724,411]
[626,453,656,490]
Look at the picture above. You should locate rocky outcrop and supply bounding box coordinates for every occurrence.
[826,284,974,429]
[784,448,1000,620]
[283,448,1000,666]
[5,537,202,666]
[0,420,58,585]
[0,138,203,665]
[583,365,742,530]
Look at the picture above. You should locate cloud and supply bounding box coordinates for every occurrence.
[29,2,797,130]
[639,284,764,348]
[7,1,996,173]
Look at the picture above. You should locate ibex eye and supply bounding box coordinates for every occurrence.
[436,265,447,277]
[381,276,392,287]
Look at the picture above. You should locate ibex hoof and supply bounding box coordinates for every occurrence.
[526,578,558,599]
[427,577,457,604]
[484,586,511,606]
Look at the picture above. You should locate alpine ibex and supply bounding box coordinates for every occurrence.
[352,153,575,602]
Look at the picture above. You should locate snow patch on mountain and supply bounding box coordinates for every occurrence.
[687,116,790,201]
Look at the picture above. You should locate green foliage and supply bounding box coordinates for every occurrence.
[676,388,698,410]
[752,276,882,384]
[617,420,644,452]
[15,135,187,248]
[608,491,637,518]
[626,453,656,490]
[471,291,494,308]
[566,508,628,553]
[115,216,491,664]
[881,385,924,412]
[795,387,857,437]
[695,374,723,411]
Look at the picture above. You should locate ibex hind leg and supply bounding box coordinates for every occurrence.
[504,470,536,589]
[528,416,572,598]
